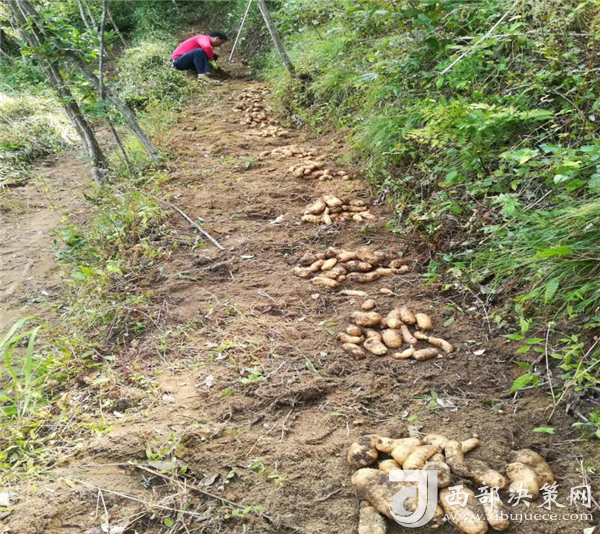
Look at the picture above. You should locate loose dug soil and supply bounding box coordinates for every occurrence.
[2,67,598,534]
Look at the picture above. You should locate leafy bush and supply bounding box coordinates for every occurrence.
[116,40,195,111]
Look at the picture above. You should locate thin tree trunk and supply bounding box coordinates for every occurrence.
[69,54,160,162]
[106,3,127,48]
[75,0,93,33]
[82,0,98,32]
[256,0,295,75]
[99,0,108,99]
[98,0,131,173]
[6,0,108,184]
[108,119,132,173]
[0,28,13,65]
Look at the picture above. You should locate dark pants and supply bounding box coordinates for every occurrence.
[172,49,218,74]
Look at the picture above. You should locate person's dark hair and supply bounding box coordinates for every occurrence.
[209,31,228,41]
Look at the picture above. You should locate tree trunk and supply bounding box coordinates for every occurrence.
[82,0,98,32]
[99,0,108,99]
[69,54,160,162]
[75,0,93,33]
[0,28,14,64]
[256,0,295,75]
[106,3,127,48]
[6,0,108,184]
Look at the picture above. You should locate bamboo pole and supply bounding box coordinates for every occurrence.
[256,0,295,75]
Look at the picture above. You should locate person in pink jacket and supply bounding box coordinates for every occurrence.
[171,31,228,82]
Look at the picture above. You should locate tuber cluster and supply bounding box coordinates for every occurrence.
[348,431,554,534]
[302,196,376,225]
[339,302,452,360]
[234,87,289,137]
[259,144,316,160]
[292,247,409,289]
[288,161,336,181]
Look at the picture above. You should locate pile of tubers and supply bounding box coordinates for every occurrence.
[339,302,452,360]
[259,144,317,160]
[255,125,289,138]
[292,247,409,289]
[288,161,335,181]
[302,195,376,225]
[234,88,289,137]
[348,432,555,534]
[289,164,352,182]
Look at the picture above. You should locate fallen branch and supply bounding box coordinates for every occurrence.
[168,202,225,251]
[133,464,275,523]
[439,6,514,76]
[70,478,206,518]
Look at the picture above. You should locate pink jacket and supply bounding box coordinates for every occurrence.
[171,35,214,61]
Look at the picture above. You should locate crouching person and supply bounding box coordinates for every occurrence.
[171,31,228,83]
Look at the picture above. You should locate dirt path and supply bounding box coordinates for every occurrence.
[0,155,90,335]
[3,77,596,534]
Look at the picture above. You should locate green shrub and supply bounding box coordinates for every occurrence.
[116,40,195,111]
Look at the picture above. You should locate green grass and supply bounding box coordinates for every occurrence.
[116,39,196,112]
[0,92,77,185]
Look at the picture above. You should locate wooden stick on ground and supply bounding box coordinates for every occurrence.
[168,202,225,250]
[133,464,275,523]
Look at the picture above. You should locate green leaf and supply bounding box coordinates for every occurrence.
[536,246,573,257]
[510,373,536,394]
[505,334,524,340]
[544,277,561,303]
[519,317,530,334]
[589,173,600,191]
[533,427,555,434]
[164,518,174,527]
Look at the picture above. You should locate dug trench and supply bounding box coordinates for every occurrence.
[3,76,597,534]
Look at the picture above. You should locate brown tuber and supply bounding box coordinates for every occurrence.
[381,329,404,349]
[415,313,433,331]
[361,299,377,311]
[343,343,367,359]
[413,348,439,361]
[351,312,382,327]
[393,347,415,360]
[358,501,388,534]
[440,486,489,534]
[348,435,379,469]
[414,332,454,353]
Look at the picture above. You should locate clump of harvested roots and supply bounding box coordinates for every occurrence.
[347,430,555,534]
[301,195,376,225]
[339,301,453,361]
[292,247,410,289]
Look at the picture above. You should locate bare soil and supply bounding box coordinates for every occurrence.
[0,155,90,335]
[1,70,597,534]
